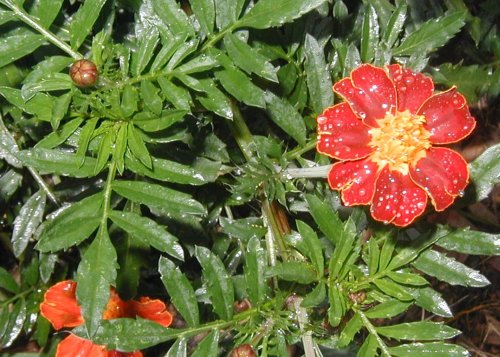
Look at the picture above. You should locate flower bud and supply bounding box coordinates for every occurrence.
[70,59,98,87]
[230,344,256,357]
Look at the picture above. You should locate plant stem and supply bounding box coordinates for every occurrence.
[3,0,81,60]
[284,139,318,161]
[227,102,256,162]
[0,287,35,308]
[100,161,117,227]
[282,165,330,179]
[356,308,392,357]
[27,167,60,207]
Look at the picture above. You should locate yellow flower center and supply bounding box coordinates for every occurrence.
[368,110,431,175]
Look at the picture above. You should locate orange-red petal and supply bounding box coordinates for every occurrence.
[410,147,469,211]
[40,280,84,330]
[316,103,373,160]
[387,64,434,113]
[333,64,396,127]
[56,334,107,357]
[419,87,476,144]
[370,167,427,226]
[102,288,128,320]
[128,297,173,327]
[328,159,379,206]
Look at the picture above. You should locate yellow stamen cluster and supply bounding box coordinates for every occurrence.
[368,110,431,175]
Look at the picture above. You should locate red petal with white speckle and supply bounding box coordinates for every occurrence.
[328,159,380,205]
[333,64,396,128]
[317,103,373,160]
[56,334,107,357]
[410,147,469,211]
[370,167,427,226]
[387,64,434,113]
[419,87,476,144]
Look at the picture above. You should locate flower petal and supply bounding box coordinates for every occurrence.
[387,64,434,113]
[333,64,396,127]
[370,167,427,226]
[328,159,380,206]
[56,334,107,357]
[418,87,476,144]
[128,297,173,327]
[102,289,128,320]
[410,147,469,211]
[40,280,84,330]
[317,103,373,160]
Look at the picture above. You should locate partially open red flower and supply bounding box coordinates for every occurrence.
[317,64,475,226]
[40,280,172,357]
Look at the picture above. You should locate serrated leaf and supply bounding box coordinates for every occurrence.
[392,11,467,56]
[76,117,99,165]
[159,256,199,327]
[0,28,45,68]
[304,34,333,114]
[165,38,199,72]
[215,67,266,108]
[388,342,469,357]
[224,34,278,82]
[127,123,152,169]
[338,313,362,348]
[328,282,346,327]
[191,329,219,357]
[0,299,26,348]
[367,237,380,275]
[174,53,218,74]
[329,220,357,280]
[373,278,414,301]
[365,299,411,319]
[214,0,245,29]
[244,237,268,304]
[94,318,174,351]
[296,221,324,276]
[94,130,113,174]
[140,81,163,116]
[377,321,461,341]
[21,73,72,101]
[264,91,307,145]
[190,0,215,35]
[109,210,183,260]
[195,246,234,320]
[383,1,407,48]
[436,227,500,255]
[266,261,317,284]
[112,180,205,216]
[305,194,344,246]
[360,4,379,63]
[69,0,107,49]
[412,249,490,287]
[235,0,327,30]
[36,193,102,252]
[157,76,192,110]
[357,334,378,357]
[132,26,159,76]
[16,148,97,177]
[133,109,187,132]
[151,33,188,71]
[35,118,84,149]
[0,114,22,168]
[121,85,139,118]
[0,87,54,122]
[76,226,118,336]
[386,271,428,286]
[166,338,187,357]
[301,282,326,308]
[0,266,19,294]
[469,143,500,201]
[151,0,194,37]
[30,0,64,27]
[51,91,73,130]
[411,287,452,318]
[12,190,46,257]
[125,154,220,185]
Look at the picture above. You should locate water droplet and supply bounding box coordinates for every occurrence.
[317,116,327,124]
[458,190,465,197]
[359,188,366,196]
[404,76,415,84]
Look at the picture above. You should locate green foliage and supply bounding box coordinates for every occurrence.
[0,0,498,356]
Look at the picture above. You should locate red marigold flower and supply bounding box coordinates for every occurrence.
[317,64,476,226]
[40,280,172,357]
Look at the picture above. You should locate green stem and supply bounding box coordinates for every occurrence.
[284,139,318,161]
[100,161,117,227]
[3,0,81,60]
[227,102,256,162]
[356,308,392,357]
[0,287,35,308]
[261,200,289,261]
[27,167,60,207]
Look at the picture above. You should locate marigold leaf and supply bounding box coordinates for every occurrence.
[357,334,378,357]
[296,221,324,276]
[35,118,83,149]
[377,321,461,341]
[159,257,200,327]
[195,246,234,320]
[360,4,379,63]
[413,250,490,287]
[244,237,268,304]
[469,143,500,201]
[382,1,407,48]
[0,266,19,294]
[301,283,326,308]
[69,0,107,49]
[0,114,22,168]
[76,226,118,336]
[215,67,266,109]
[190,0,215,35]
[436,226,500,255]
[392,11,467,57]
[305,194,343,245]
[411,287,452,318]
[0,299,26,348]
[36,193,102,252]
[388,342,469,357]
[151,0,195,38]
[191,329,219,357]
[0,28,45,68]
[328,282,346,327]
[372,278,414,301]
[12,190,46,257]
[165,338,187,357]
[266,261,318,284]
[338,313,362,348]
[365,299,412,319]
[214,0,246,29]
